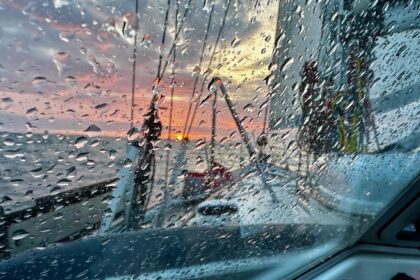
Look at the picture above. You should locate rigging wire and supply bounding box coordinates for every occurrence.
[143,0,172,214]
[256,92,271,148]
[262,96,270,134]
[164,0,179,192]
[141,0,192,133]
[180,1,216,137]
[254,0,260,10]
[209,88,218,168]
[167,1,179,142]
[139,0,191,200]
[185,0,232,138]
[261,85,273,141]
[156,0,172,79]
[129,0,140,129]
[207,38,223,169]
[143,156,156,210]
[157,0,193,82]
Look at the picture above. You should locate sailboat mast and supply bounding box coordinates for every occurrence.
[129,0,140,129]
[209,91,217,168]
[158,0,180,227]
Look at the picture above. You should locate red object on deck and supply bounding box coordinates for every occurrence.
[183,163,233,199]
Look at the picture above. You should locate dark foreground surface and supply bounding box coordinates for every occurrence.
[0,224,348,280]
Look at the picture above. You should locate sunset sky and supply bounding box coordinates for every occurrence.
[0,0,278,139]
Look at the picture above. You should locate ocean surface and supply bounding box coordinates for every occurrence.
[0,130,299,209]
[0,101,417,209]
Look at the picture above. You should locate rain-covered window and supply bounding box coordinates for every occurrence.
[0,0,418,278]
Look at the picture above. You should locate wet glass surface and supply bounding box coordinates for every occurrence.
[0,0,419,279]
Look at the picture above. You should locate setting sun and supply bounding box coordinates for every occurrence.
[175,131,184,141]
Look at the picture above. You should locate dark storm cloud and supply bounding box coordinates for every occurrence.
[0,0,260,91]
[0,0,276,136]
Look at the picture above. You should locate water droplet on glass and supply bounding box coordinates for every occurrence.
[108,150,117,160]
[50,186,62,194]
[64,76,77,86]
[12,230,29,241]
[184,27,195,37]
[95,103,108,110]
[264,72,275,86]
[84,83,102,96]
[76,152,89,161]
[87,55,104,75]
[59,31,75,42]
[53,51,71,76]
[122,12,138,38]
[91,140,100,147]
[97,31,109,42]
[281,57,294,72]
[75,136,88,148]
[192,65,201,76]
[54,51,70,61]
[80,47,87,55]
[268,62,278,71]
[25,190,33,196]
[105,60,116,75]
[53,0,70,9]
[103,16,117,32]
[22,2,37,16]
[57,178,71,186]
[84,124,101,133]
[66,166,76,178]
[4,149,24,159]
[26,107,37,114]
[231,36,241,48]
[3,138,15,146]
[1,97,13,103]
[243,103,255,113]
[30,167,44,178]
[32,76,48,89]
